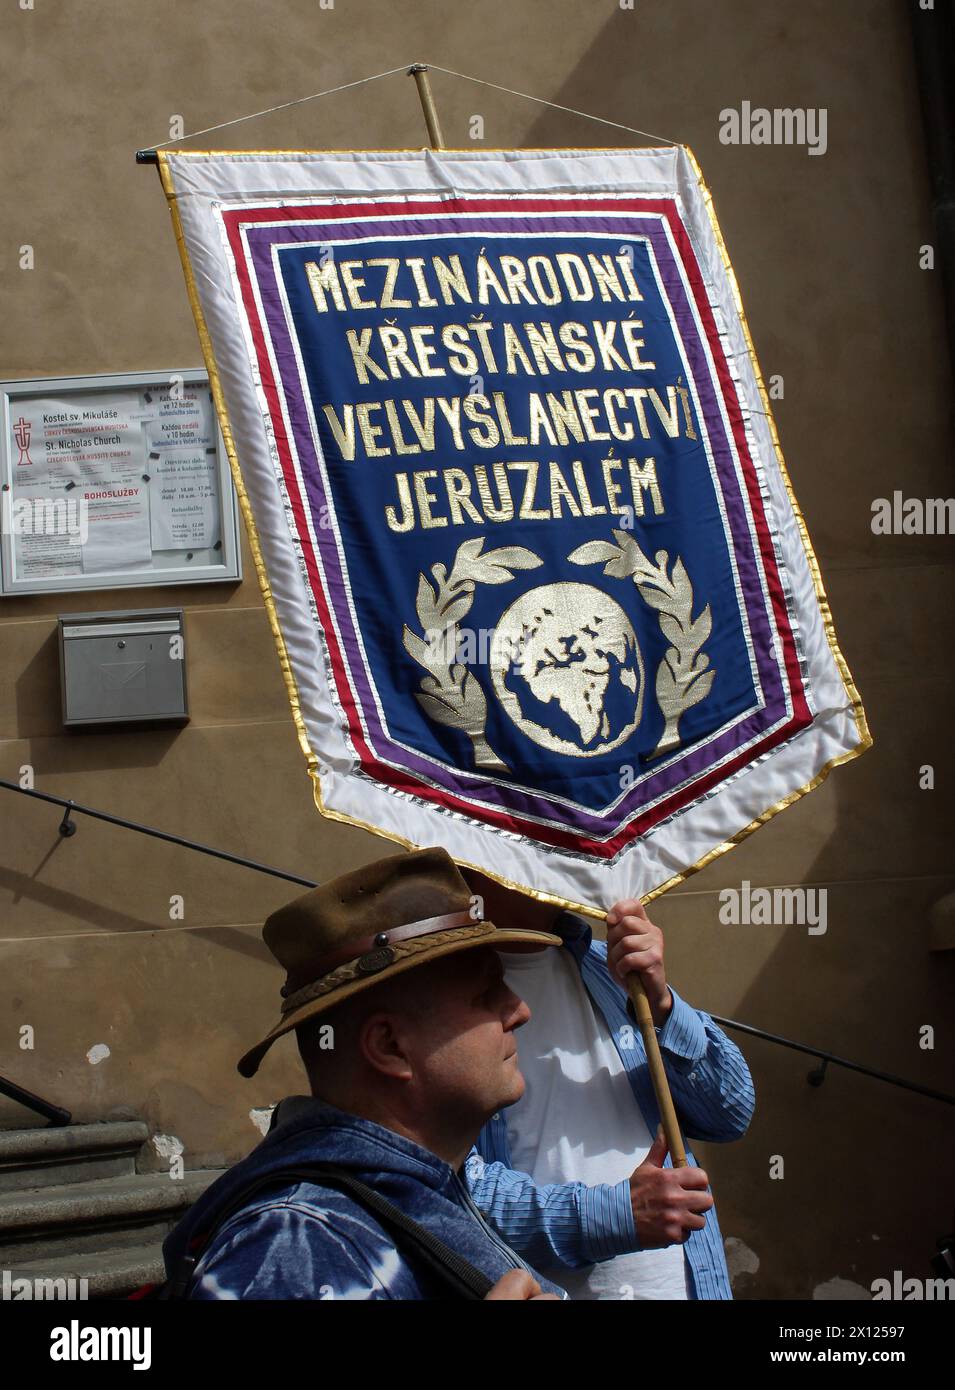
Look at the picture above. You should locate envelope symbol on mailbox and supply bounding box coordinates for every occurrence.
[99,662,147,689]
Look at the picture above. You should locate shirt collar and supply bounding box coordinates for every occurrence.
[554,910,593,963]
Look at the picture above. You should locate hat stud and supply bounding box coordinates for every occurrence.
[357,945,397,975]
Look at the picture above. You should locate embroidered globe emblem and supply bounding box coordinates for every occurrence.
[490,582,645,757]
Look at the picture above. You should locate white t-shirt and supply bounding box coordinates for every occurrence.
[501,946,690,1300]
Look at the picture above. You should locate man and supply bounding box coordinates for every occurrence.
[161,847,566,1300]
[465,875,755,1299]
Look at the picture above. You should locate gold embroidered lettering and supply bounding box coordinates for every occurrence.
[379,328,419,379]
[676,380,698,440]
[410,325,445,377]
[623,388,652,438]
[499,255,536,305]
[605,388,635,441]
[433,254,473,305]
[545,390,585,446]
[435,396,465,451]
[462,394,500,448]
[406,258,439,308]
[527,394,559,446]
[383,399,419,455]
[588,254,626,303]
[356,403,388,457]
[503,324,536,376]
[523,322,565,375]
[340,261,374,310]
[571,459,607,516]
[549,460,582,518]
[385,472,415,531]
[441,325,479,376]
[617,255,644,301]
[474,463,514,521]
[403,399,436,452]
[577,389,611,443]
[444,469,483,525]
[469,321,499,373]
[414,470,448,528]
[345,328,388,385]
[593,321,630,372]
[322,403,356,461]
[648,387,680,437]
[526,256,562,305]
[601,456,626,513]
[558,323,596,373]
[621,320,655,370]
[305,259,346,313]
[556,253,594,302]
[365,258,412,310]
[510,462,550,521]
[493,391,529,446]
[476,252,510,305]
[628,456,664,515]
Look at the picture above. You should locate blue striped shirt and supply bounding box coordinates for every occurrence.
[467,919,755,1299]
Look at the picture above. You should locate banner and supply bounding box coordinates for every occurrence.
[157,145,870,915]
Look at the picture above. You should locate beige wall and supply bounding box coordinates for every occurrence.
[2,0,953,1299]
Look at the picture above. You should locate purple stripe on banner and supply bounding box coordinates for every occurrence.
[236,208,789,837]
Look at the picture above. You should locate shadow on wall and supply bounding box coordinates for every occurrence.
[511,0,955,1302]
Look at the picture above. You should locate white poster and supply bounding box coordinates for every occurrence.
[6,383,219,581]
[79,481,153,572]
[142,387,220,550]
[147,450,220,550]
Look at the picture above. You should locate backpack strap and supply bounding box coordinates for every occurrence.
[160,1163,495,1301]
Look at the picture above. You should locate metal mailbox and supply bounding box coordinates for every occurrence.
[58,608,189,727]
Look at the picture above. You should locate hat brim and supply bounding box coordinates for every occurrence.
[237,922,561,1078]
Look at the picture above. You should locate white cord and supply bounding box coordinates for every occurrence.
[148,63,414,150]
[426,63,677,147]
[143,61,678,152]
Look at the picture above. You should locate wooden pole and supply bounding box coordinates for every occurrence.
[627,978,688,1167]
[405,66,689,1173]
[408,64,446,149]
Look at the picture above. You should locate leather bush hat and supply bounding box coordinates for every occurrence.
[238,845,560,1077]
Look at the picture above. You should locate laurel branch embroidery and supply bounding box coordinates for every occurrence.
[402,537,542,772]
[568,529,715,758]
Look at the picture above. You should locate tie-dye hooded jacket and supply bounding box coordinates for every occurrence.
[162,1096,567,1300]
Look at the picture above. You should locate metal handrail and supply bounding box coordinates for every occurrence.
[2,776,953,1113]
[0,1074,71,1127]
[0,777,316,888]
[709,1017,955,1106]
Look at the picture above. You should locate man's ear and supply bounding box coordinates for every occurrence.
[358,1011,415,1082]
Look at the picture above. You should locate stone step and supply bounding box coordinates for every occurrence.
[0,1169,224,1263]
[0,1121,150,1192]
[2,1244,166,1301]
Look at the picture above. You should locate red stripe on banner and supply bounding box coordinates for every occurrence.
[220,195,812,858]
